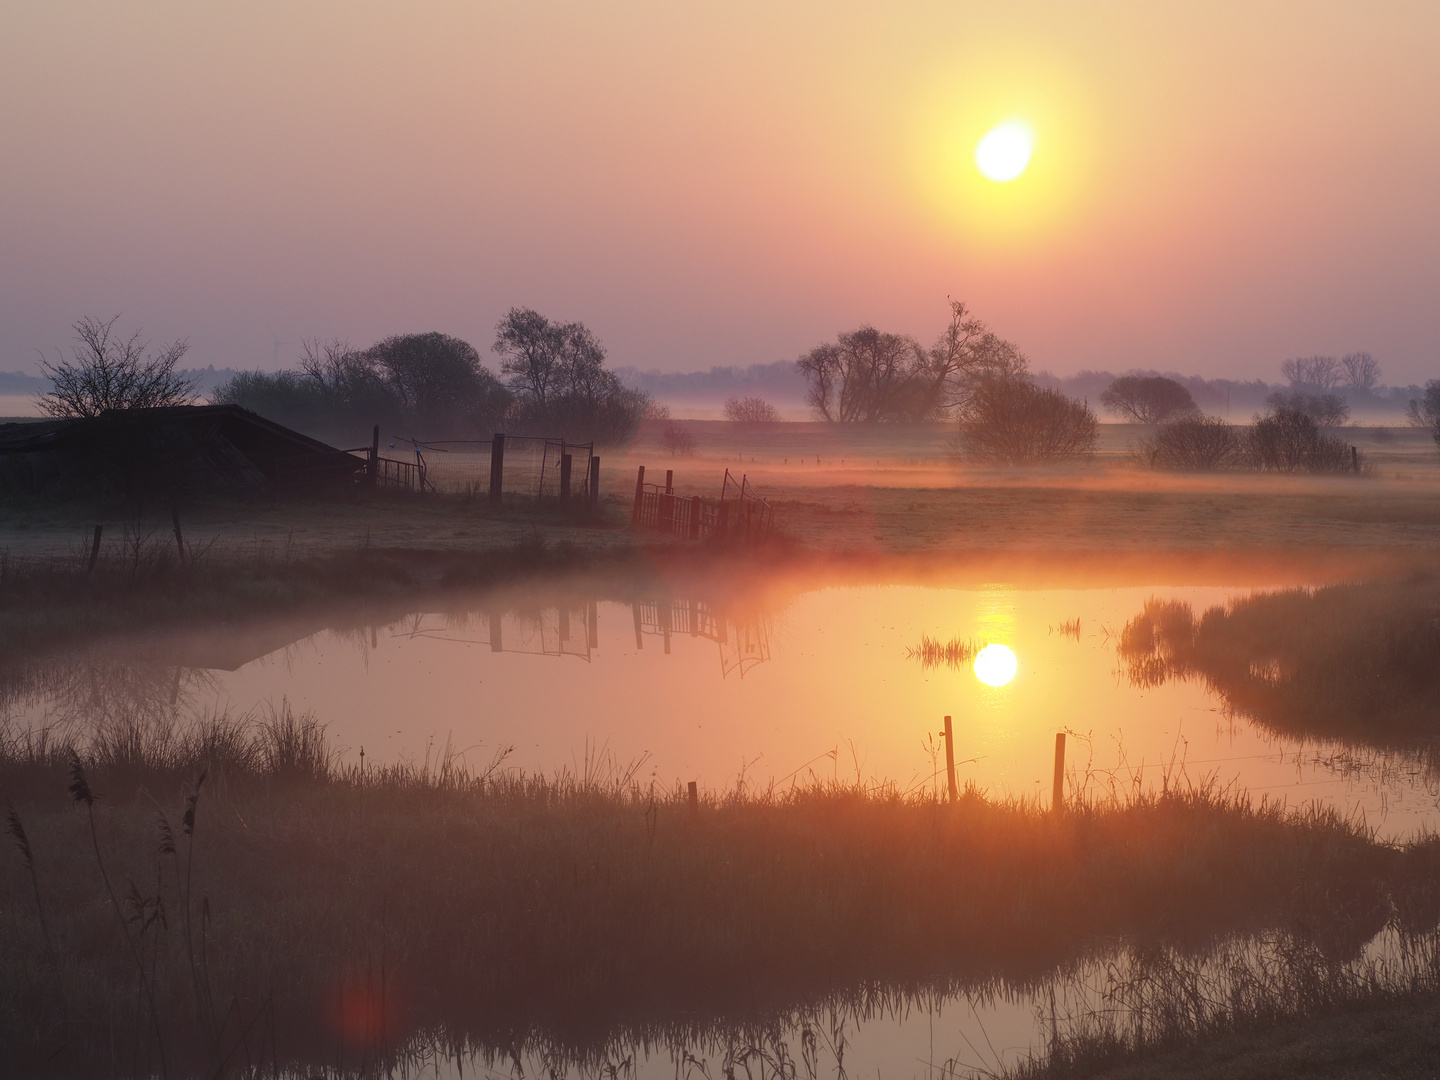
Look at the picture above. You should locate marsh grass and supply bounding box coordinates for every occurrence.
[907,634,979,670]
[3,707,1440,1078]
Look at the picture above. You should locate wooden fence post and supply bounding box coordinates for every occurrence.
[87,524,103,574]
[490,610,503,653]
[632,602,644,649]
[943,715,957,802]
[688,780,698,817]
[559,453,572,506]
[589,456,600,516]
[664,469,673,494]
[488,433,505,505]
[1052,732,1066,814]
[632,465,646,523]
[171,509,185,563]
[586,600,598,649]
[369,424,380,486]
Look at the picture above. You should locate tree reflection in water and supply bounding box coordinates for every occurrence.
[1117,578,1440,751]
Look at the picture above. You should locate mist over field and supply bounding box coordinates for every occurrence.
[4,3,1440,1079]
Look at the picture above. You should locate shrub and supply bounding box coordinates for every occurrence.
[1245,405,1354,472]
[1138,415,1241,471]
[722,395,781,424]
[953,378,1098,463]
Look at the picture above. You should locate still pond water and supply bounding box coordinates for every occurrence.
[11,575,1436,1077]
[15,578,1438,838]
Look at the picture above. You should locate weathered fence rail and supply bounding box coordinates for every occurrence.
[630,466,775,542]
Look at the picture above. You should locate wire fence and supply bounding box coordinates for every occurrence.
[360,434,596,501]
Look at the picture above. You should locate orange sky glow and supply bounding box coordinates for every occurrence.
[2,1,1437,380]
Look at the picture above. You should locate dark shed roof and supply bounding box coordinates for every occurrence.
[0,404,366,496]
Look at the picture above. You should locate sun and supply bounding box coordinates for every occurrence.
[973,643,1018,687]
[974,121,1033,183]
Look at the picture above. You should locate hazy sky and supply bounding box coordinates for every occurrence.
[3,1,1437,382]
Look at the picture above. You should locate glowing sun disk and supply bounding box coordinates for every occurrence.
[973,643,1018,687]
[974,122,1033,182]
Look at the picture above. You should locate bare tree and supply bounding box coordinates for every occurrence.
[796,300,1026,423]
[1340,352,1381,392]
[953,378,1098,463]
[1100,375,1199,424]
[1405,380,1440,451]
[796,327,925,422]
[920,299,1028,414]
[659,422,696,457]
[367,332,507,433]
[722,396,781,423]
[493,307,565,407]
[38,315,197,418]
[492,307,649,444]
[1280,355,1342,390]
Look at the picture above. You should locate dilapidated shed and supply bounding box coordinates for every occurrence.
[0,404,367,499]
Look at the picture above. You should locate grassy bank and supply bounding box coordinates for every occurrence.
[3,708,1439,1077]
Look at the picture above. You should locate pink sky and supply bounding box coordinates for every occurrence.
[2,2,1437,382]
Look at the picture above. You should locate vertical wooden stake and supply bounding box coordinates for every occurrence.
[632,602,644,649]
[586,600,598,649]
[1052,732,1066,814]
[369,424,380,486]
[489,610,503,653]
[943,715,957,802]
[559,453,573,505]
[664,469,674,495]
[1351,445,1359,472]
[488,433,506,505]
[588,455,600,516]
[171,509,185,563]
[688,780,698,817]
[632,465,646,523]
[87,524,103,574]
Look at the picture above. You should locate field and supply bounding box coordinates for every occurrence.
[0,422,1438,567]
[5,419,1440,1078]
[3,706,1440,1078]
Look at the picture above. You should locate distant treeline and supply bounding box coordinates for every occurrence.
[1034,368,1427,418]
[214,311,650,447]
[612,360,808,407]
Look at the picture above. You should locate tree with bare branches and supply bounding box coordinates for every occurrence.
[1280,355,1342,390]
[1340,352,1382,392]
[1100,375,1198,423]
[38,316,197,418]
[795,300,1026,423]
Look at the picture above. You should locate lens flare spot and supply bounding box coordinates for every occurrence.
[974,122,1033,182]
[973,643,1018,687]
